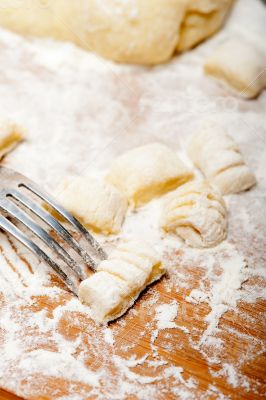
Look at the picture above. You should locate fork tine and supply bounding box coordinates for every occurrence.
[0,215,78,295]
[9,189,98,271]
[20,182,107,260]
[1,200,86,280]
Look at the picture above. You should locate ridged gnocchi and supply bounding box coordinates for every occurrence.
[160,181,227,248]
[78,240,165,323]
[187,123,256,194]
[54,176,128,234]
[106,142,193,207]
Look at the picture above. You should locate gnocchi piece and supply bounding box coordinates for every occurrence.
[98,259,147,292]
[108,240,164,283]
[187,123,256,194]
[204,38,266,98]
[54,176,128,234]
[0,120,24,160]
[79,240,165,323]
[160,181,227,248]
[106,143,193,206]
[79,271,130,324]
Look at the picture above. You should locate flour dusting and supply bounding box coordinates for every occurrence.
[155,301,178,330]
[0,0,265,398]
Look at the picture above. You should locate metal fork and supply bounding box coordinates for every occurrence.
[0,166,107,295]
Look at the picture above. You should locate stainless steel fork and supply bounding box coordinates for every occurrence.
[0,166,107,295]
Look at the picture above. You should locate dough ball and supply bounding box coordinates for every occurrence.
[187,122,256,194]
[0,120,24,160]
[54,176,128,234]
[0,0,234,65]
[106,142,193,207]
[79,239,164,323]
[160,181,227,248]
[82,0,184,65]
[204,37,266,98]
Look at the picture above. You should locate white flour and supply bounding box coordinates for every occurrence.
[185,242,248,345]
[0,0,265,398]
[155,301,178,330]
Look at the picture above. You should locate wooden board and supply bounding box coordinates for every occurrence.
[0,389,21,400]
[0,236,265,399]
[0,0,266,397]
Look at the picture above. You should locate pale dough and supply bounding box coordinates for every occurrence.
[187,122,256,195]
[204,37,266,98]
[78,239,165,323]
[0,0,234,65]
[176,0,234,53]
[106,142,193,207]
[160,181,227,248]
[54,176,128,234]
[0,120,24,160]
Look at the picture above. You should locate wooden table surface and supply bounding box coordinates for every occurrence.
[0,0,265,397]
[0,238,265,399]
[0,390,21,400]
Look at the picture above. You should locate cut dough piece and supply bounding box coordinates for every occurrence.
[204,37,266,98]
[0,0,233,65]
[160,181,227,248]
[79,240,165,323]
[187,123,256,194]
[79,271,130,324]
[0,120,24,160]
[106,143,193,206]
[54,176,128,234]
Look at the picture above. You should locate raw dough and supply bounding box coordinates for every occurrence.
[176,0,234,52]
[0,120,24,160]
[187,122,256,194]
[0,0,234,65]
[106,142,193,207]
[204,37,266,98]
[160,181,227,248]
[79,239,165,323]
[54,176,128,234]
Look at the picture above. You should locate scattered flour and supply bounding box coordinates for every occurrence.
[163,366,197,389]
[150,300,178,343]
[155,301,178,330]
[222,363,239,388]
[103,327,115,346]
[184,242,248,345]
[19,349,100,387]
[0,0,265,398]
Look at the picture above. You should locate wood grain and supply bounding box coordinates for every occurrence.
[0,250,265,399]
[0,3,265,395]
[0,389,23,400]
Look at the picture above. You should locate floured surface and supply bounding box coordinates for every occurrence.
[0,0,266,398]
